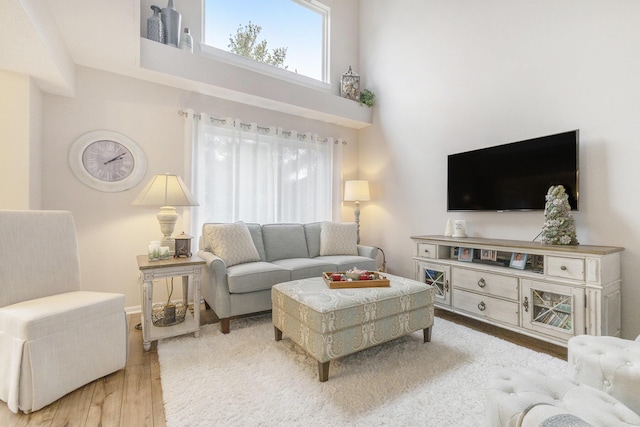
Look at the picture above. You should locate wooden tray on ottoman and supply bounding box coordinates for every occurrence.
[322,272,390,289]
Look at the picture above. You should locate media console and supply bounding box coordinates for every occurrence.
[411,235,623,346]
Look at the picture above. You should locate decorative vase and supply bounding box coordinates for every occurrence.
[146,5,164,44]
[179,27,193,53]
[161,0,181,47]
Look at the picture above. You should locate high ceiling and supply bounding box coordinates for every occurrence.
[0,0,139,96]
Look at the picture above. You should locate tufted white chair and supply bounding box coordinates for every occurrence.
[0,210,128,413]
[486,367,640,426]
[567,334,640,416]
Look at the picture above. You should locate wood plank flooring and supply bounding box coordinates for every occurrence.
[0,307,565,426]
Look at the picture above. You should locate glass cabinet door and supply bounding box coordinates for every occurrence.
[532,290,572,330]
[416,261,451,306]
[521,279,585,341]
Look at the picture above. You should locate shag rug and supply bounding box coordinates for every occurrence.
[158,314,565,427]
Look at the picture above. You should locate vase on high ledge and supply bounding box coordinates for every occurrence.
[161,0,181,47]
[146,5,164,44]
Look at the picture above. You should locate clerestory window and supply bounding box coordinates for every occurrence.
[203,0,329,83]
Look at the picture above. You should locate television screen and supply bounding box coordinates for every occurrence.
[447,130,579,211]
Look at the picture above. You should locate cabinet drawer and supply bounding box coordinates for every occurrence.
[546,256,585,281]
[417,243,437,259]
[454,289,519,325]
[453,268,519,300]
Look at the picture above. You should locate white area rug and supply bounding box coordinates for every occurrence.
[158,314,565,427]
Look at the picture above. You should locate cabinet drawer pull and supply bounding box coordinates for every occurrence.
[424,249,429,254]
[560,265,567,271]
[523,296,529,312]
[477,301,486,311]
[477,278,486,288]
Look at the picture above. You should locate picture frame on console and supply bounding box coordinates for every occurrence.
[509,252,527,270]
[480,249,497,261]
[532,255,544,273]
[458,247,474,262]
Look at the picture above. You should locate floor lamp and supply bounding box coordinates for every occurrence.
[132,173,199,254]
[344,180,370,244]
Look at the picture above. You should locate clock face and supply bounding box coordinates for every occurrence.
[70,131,147,192]
[82,139,135,182]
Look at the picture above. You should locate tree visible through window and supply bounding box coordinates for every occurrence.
[204,0,327,82]
[228,21,288,69]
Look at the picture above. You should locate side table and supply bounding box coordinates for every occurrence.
[136,255,205,351]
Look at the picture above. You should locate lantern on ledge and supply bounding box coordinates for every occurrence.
[340,66,360,101]
[173,232,193,257]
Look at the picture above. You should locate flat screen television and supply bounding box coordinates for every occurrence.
[447,130,579,211]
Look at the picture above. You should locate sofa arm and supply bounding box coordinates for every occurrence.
[197,250,233,318]
[198,249,226,273]
[358,245,378,259]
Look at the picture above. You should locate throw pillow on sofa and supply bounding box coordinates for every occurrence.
[206,222,261,267]
[320,222,358,256]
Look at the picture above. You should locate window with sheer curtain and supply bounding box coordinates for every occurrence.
[184,111,343,238]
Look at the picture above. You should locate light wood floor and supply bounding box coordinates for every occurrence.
[0,307,566,426]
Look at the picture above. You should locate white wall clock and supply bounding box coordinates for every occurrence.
[69,130,147,192]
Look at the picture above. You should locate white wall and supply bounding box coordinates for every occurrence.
[0,70,42,209]
[359,0,640,339]
[41,67,358,310]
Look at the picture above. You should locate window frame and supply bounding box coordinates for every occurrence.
[201,0,330,88]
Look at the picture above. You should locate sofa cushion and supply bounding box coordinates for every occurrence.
[320,222,358,256]
[271,258,335,280]
[314,255,377,272]
[245,223,267,261]
[227,262,291,294]
[304,222,322,258]
[0,291,125,340]
[262,224,309,262]
[205,222,261,267]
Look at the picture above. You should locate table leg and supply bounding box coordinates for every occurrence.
[423,326,432,343]
[192,269,201,337]
[141,273,154,352]
[181,275,188,308]
[318,361,330,382]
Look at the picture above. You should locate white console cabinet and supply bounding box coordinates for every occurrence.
[411,235,623,346]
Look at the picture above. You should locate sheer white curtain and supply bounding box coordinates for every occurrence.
[184,110,343,239]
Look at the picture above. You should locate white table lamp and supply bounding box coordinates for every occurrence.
[132,173,199,254]
[344,180,370,244]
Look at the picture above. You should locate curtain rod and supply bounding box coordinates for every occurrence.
[178,110,347,145]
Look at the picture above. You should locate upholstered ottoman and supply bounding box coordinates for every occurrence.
[486,367,640,426]
[568,335,640,416]
[272,274,435,381]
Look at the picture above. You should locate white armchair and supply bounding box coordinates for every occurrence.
[567,334,640,416]
[486,334,640,426]
[0,210,128,414]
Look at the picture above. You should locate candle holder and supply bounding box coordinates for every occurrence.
[174,232,193,257]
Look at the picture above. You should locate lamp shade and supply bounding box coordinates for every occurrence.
[132,174,199,207]
[344,180,370,202]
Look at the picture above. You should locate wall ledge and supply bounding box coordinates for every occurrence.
[139,38,372,129]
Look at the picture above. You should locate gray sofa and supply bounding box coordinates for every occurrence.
[198,222,378,333]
